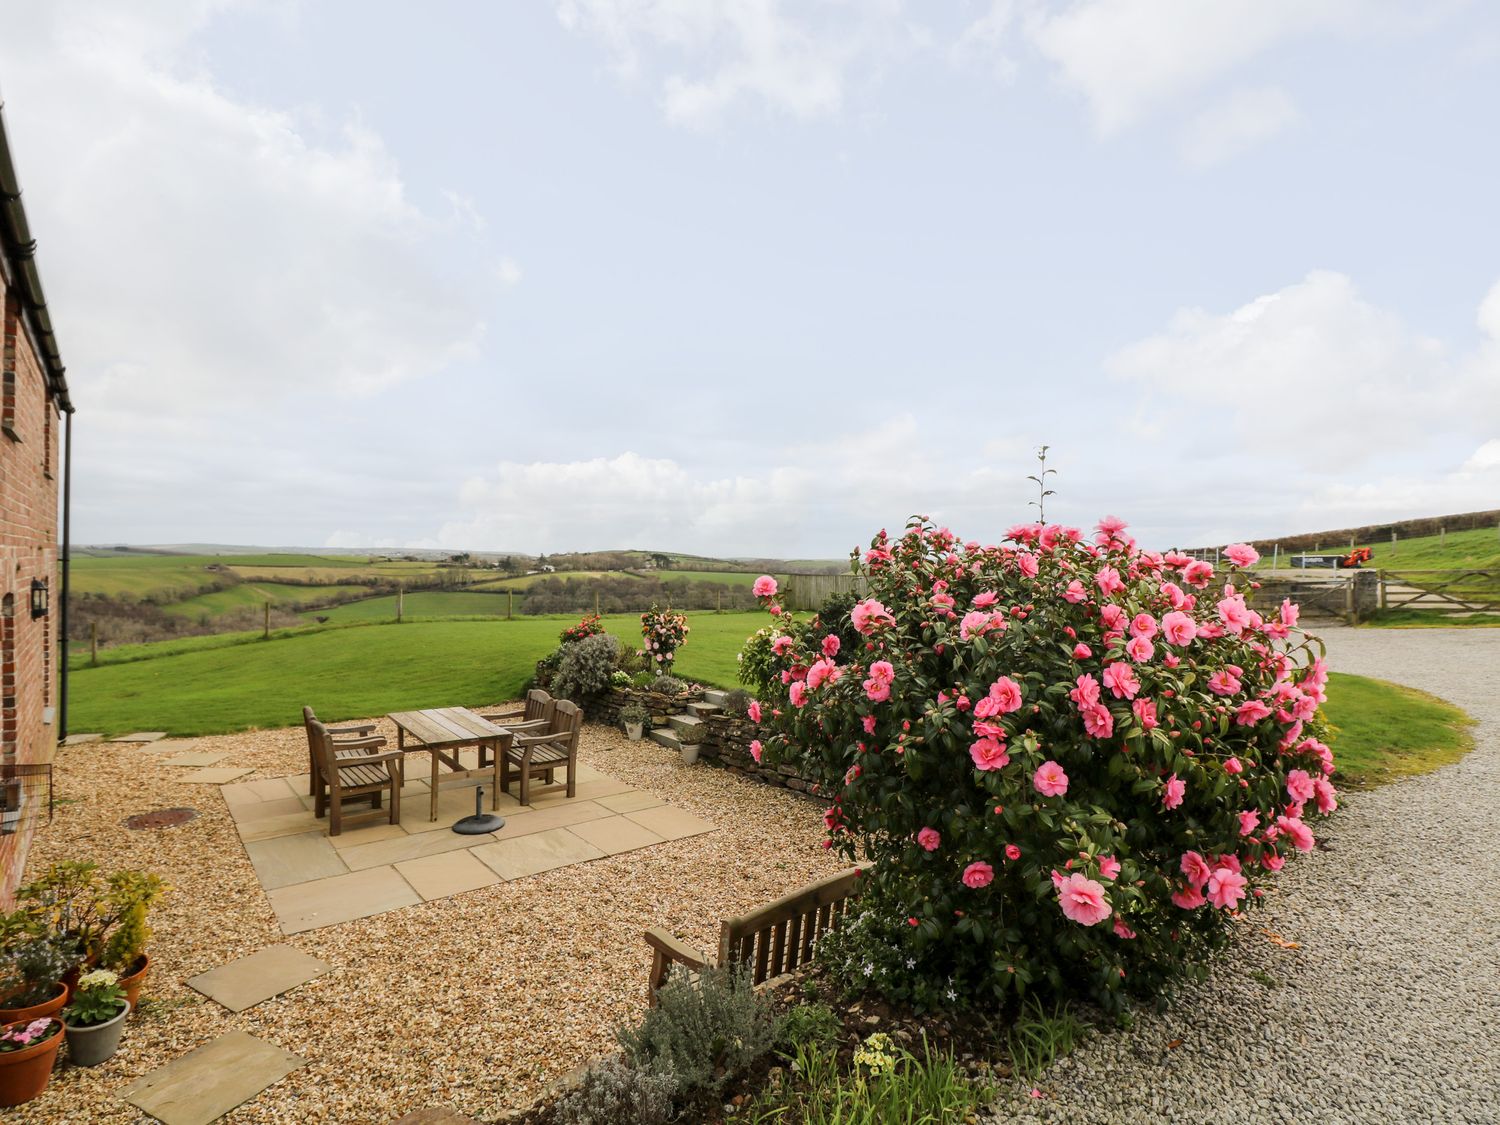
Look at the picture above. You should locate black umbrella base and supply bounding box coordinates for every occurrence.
[451,784,505,834]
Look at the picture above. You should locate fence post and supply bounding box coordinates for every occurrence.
[1345,578,1356,625]
[1271,544,1279,571]
[507,590,513,620]
[595,590,600,618]
[1391,529,1397,556]
[263,601,270,639]
[397,586,404,624]
[90,621,98,666]
[1378,571,1387,610]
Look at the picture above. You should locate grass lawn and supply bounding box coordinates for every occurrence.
[67,611,767,736]
[1363,609,1500,628]
[1323,671,1475,787]
[311,590,519,621]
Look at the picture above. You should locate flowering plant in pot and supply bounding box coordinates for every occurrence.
[61,969,129,1067]
[0,928,78,1023]
[640,606,689,674]
[620,701,650,741]
[0,1016,63,1106]
[750,517,1335,1014]
[676,721,709,766]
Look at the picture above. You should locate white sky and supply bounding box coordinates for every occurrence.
[1,1,1498,556]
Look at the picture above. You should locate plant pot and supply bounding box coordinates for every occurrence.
[625,722,644,741]
[0,1020,63,1107]
[0,982,68,1024]
[63,1001,129,1067]
[117,953,150,1011]
[680,745,700,766]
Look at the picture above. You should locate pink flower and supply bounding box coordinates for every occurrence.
[1160,581,1188,609]
[1223,756,1243,775]
[962,861,994,889]
[806,659,836,691]
[1033,760,1069,797]
[1096,566,1125,596]
[1161,611,1197,647]
[863,677,891,703]
[771,634,794,656]
[753,575,779,598]
[988,676,1024,713]
[1112,916,1137,939]
[1132,697,1159,731]
[1217,594,1252,635]
[1275,814,1315,852]
[1286,768,1315,802]
[749,739,763,763]
[1262,851,1286,872]
[1072,643,1092,660]
[821,634,841,658]
[1208,669,1242,696]
[1224,543,1260,568]
[1206,867,1248,909]
[1081,702,1114,739]
[1280,598,1300,627]
[851,599,895,634]
[1017,552,1039,578]
[1313,776,1338,814]
[1125,635,1154,663]
[1163,774,1186,810]
[1096,514,1129,538]
[972,591,998,608]
[1182,560,1214,588]
[861,714,877,734]
[1235,699,1273,726]
[917,827,941,851]
[1129,613,1158,639]
[868,660,895,684]
[1238,810,1260,836]
[1063,579,1088,603]
[1098,855,1121,880]
[1005,843,1021,861]
[1056,873,1112,926]
[1069,674,1101,707]
[970,737,1011,771]
[1180,851,1212,887]
[1099,604,1126,631]
[748,700,762,723]
[1172,884,1207,909]
[1102,662,1141,700]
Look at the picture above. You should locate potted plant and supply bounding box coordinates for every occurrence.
[677,722,708,766]
[0,1017,63,1106]
[619,702,650,742]
[101,871,165,1009]
[0,932,77,1024]
[61,969,129,1067]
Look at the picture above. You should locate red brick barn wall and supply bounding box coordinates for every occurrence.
[0,276,62,902]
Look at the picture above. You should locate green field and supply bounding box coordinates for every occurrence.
[67,611,767,735]
[1322,671,1474,787]
[1259,526,1500,572]
[468,570,629,591]
[313,591,518,622]
[163,582,370,618]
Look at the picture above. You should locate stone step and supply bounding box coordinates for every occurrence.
[702,689,730,706]
[648,727,682,752]
[668,714,705,735]
[687,701,721,718]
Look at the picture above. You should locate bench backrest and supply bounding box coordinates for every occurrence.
[718,865,866,986]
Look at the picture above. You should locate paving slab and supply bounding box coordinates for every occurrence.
[471,827,606,881]
[491,798,613,839]
[229,794,309,821]
[596,790,665,814]
[244,831,349,890]
[396,849,503,900]
[625,805,718,842]
[327,821,410,850]
[161,751,228,767]
[228,776,302,803]
[267,866,421,934]
[183,767,253,784]
[110,731,167,742]
[121,1030,305,1125]
[238,809,327,843]
[61,733,102,746]
[336,826,479,872]
[568,815,666,856]
[186,945,332,1013]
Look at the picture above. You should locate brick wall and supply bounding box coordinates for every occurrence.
[0,273,62,903]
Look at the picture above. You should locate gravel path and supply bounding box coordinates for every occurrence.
[995,626,1500,1125]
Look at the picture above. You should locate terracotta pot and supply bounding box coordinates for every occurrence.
[117,953,150,1011]
[0,982,68,1025]
[0,1019,63,1107]
[63,1001,130,1067]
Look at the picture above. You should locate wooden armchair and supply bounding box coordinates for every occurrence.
[478,689,554,734]
[644,866,866,1006]
[501,699,581,806]
[306,717,404,836]
[302,706,386,799]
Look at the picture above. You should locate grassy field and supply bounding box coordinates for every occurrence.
[67,611,766,735]
[1322,671,1475,787]
[1259,526,1500,572]
[72,551,442,601]
[163,582,369,618]
[313,591,518,621]
[1363,609,1500,629]
[467,570,630,591]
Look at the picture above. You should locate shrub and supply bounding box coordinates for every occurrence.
[648,675,686,696]
[0,934,77,1007]
[750,518,1336,1013]
[552,1056,675,1125]
[617,965,777,1095]
[610,670,632,688]
[553,633,622,702]
[736,625,780,697]
[640,606,689,675]
[619,702,650,727]
[677,722,709,745]
[561,614,605,645]
[722,688,754,717]
[777,1002,842,1054]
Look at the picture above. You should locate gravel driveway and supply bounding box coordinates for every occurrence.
[994,626,1500,1125]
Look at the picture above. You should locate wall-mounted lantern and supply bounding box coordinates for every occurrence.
[29,578,48,619]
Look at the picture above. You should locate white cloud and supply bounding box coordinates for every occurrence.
[1108,270,1500,466]
[1024,0,1364,132]
[496,257,524,287]
[554,0,916,129]
[1180,86,1301,166]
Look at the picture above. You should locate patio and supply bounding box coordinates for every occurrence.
[16,707,842,1123]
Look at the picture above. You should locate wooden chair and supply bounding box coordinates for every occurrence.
[644,866,866,1006]
[476,690,554,775]
[306,717,404,836]
[301,706,385,799]
[501,699,581,806]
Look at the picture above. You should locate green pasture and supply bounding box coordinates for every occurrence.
[163,582,369,618]
[467,570,632,591]
[1322,672,1474,787]
[1259,526,1500,573]
[311,591,518,621]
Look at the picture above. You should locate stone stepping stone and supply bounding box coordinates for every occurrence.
[110,731,166,742]
[121,1030,304,1125]
[624,804,717,842]
[186,945,332,1013]
[61,733,103,746]
[182,767,253,784]
[162,751,228,767]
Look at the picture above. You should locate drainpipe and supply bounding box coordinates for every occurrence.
[58,409,71,739]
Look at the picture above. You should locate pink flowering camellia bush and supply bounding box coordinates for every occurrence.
[640,606,690,674]
[751,517,1334,1014]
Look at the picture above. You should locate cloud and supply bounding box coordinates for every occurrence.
[1180,86,1301,166]
[1107,270,1500,467]
[554,0,916,129]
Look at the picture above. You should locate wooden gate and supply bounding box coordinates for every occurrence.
[1378,570,1500,614]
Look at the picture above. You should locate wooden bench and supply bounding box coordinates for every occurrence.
[643,865,866,1005]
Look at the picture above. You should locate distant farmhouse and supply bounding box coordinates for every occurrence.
[0,99,75,901]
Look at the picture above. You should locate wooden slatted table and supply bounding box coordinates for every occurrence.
[387,707,510,822]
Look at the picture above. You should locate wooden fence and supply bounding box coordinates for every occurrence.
[782,573,867,612]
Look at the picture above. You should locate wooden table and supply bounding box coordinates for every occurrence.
[387,707,510,822]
